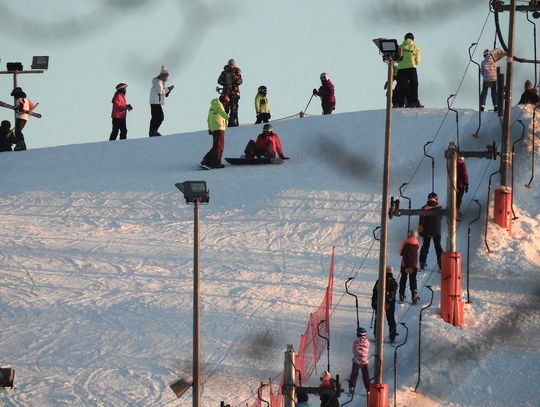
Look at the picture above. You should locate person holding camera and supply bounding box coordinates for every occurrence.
[149,65,174,137]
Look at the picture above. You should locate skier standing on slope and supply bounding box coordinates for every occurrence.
[456,157,469,221]
[371,266,398,342]
[480,49,498,112]
[0,120,15,152]
[254,85,271,124]
[395,33,422,108]
[149,65,174,137]
[313,73,336,115]
[243,123,285,159]
[347,327,370,395]
[11,87,38,151]
[517,80,539,105]
[399,230,420,304]
[418,192,443,270]
[217,59,243,127]
[202,94,229,169]
[319,371,340,407]
[109,83,133,141]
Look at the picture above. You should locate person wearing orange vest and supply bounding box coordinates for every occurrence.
[11,87,38,151]
[110,83,133,141]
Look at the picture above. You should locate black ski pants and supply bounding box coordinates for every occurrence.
[396,68,419,106]
[110,118,127,140]
[226,96,239,127]
[255,113,271,124]
[244,140,269,158]
[457,188,465,211]
[399,267,418,296]
[322,104,335,115]
[373,303,397,339]
[419,234,443,269]
[349,362,370,391]
[149,104,164,136]
[14,118,27,151]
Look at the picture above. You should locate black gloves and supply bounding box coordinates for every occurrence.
[126,104,133,111]
[464,185,469,193]
[313,88,319,96]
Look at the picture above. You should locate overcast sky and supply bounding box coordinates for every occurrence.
[0,0,538,148]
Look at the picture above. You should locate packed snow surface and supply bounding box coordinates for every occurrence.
[0,107,539,406]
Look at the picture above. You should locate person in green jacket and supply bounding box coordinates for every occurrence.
[395,33,423,108]
[202,94,230,168]
[254,85,271,124]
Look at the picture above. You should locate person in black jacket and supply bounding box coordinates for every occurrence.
[0,120,14,152]
[517,80,539,105]
[371,266,398,342]
[418,192,443,270]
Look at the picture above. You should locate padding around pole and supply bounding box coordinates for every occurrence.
[494,186,512,234]
[368,383,388,407]
[440,252,464,327]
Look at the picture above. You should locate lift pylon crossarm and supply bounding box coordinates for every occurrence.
[492,0,540,12]
[389,197,445,219]
[455,142,499,160]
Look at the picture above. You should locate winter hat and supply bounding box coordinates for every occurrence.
[228,58,236,67]
[160,65,169,75]
[1,120,10,130]
[405,32,414,40]
[10,87,22,97]
[320,72,329,81]
[525,80,533,89]
[116,83,127,91]
[386,266,394,274]
[428,191,438,201]
[356,327,367,337]
[408,229,418,238]
[483,49,490,57]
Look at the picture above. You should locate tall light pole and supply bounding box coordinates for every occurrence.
[370,37,400,407]
[173,181,209,407]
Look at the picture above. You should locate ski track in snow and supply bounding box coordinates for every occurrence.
[0,108,538,406]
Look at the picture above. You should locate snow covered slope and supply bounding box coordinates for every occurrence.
[0,107,538,406]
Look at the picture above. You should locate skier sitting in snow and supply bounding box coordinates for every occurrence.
[418,192,443,270]
[0,120,15,152]
[319,371,340,407]
[109,83,132,141]
[313,73,336,115]
[11,87,38,151]
[347,327,370,395]
[371,266,398,342]
[399,230,420,304]
[243,123,285,159]
[456,157,469,220]
[518,80,539,105]
[480,49,498,112]
[297,392,312,407]
[255,85,271,124]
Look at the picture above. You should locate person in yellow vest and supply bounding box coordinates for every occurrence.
[11,87,38,151]
[254,85,271,124]
[395,33,423,108]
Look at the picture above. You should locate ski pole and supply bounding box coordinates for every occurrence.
[302,93,315,115]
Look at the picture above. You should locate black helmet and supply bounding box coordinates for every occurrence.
[258,85,267,94]
[428,192,438,201]
[356,327,367,337]
[10,87,22,97]
[263,123,273,132]
[405,32,414,41]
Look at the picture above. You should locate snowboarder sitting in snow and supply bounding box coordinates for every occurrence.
[110,83,133,141]
[319,371,340,407]
[243,123,285,159]
[456,157,469,220]
[372,266,398,342]
[297,392,312,407]
[0,120,15,152]
[218,59,243,127]
[399,230,420,304]
[480,49,498,112]
[418,192,443,270]
[347,327,370,395]
[518,80,539,105]
[255,85,271,124]
[11,87,38,151]
[313,73,336,115]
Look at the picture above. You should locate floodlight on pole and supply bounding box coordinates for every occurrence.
[173,181,209,407]
[0,367,15,388]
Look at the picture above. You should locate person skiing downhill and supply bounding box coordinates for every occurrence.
[109,83,133,141]
[396,33,422,108]
[418,192,443,270]
[243,123,285,159]
[456,157,469,220]
[347,327,370,395]
[11,87,38,151]
[149,65,174,137]
[371,266,398,342]
[202,94,229,169]
[399,230,420,304]
[254,85,271,124]
[218,59,243,127]
[480,49,498,112]
[517,80,539,105]
[313,73,336,115]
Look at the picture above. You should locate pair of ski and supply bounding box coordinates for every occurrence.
[0,101,42,118]
[199,157,284,170]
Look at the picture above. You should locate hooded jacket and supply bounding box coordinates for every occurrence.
[352,335,369,365]
[481,54,497,82]
[207,98,229,132]
[400,235,419,268]
[398,38,421,70]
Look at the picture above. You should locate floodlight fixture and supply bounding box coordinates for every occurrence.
[170,377,191,398]
[31,56,49,70]
[6,62,23,72]
[175,181,209,204]
[372,38,402,62]
[0,367,15,388]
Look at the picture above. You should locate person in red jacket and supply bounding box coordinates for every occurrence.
[243,123,285,159]
[110,83,133,141]
[313,73,336,115]
[456,157,469,220]
[399,230,420,303]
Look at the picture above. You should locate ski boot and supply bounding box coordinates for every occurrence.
[412,291,418,304]
[399,293,405,302]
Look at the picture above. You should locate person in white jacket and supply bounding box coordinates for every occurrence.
[149,65,174,137]
[347,327,370,395]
